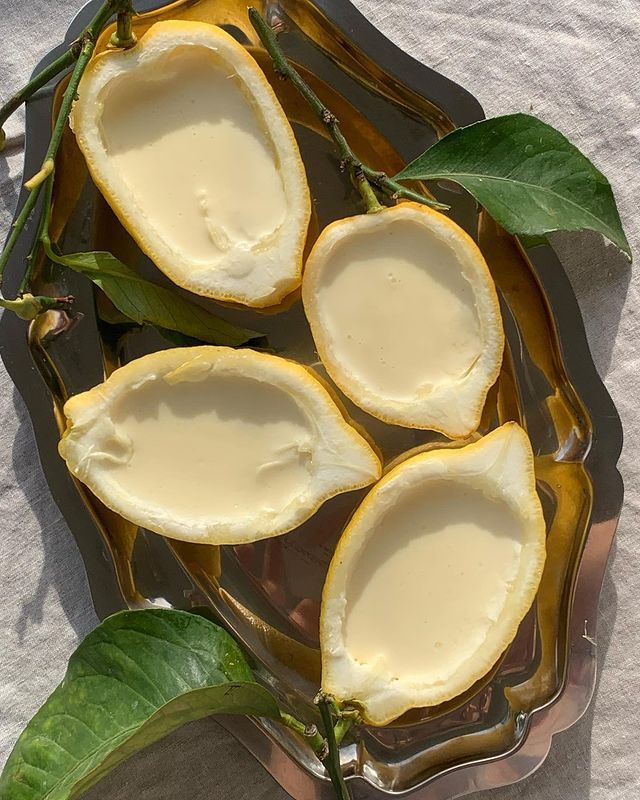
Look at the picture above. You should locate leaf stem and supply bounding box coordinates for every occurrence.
[333,717,353,747]
[0,0,119,291]
[0,182,45,287]
[110,1,137,49]
[280,699,353,799]
[363,167,448,207]
[316,693,352,800]
[279,712,327,757]
[0,46,81,150]
[0,0,125,151]
[353,169,384,214]
[248,7,448,213]
[20,171,54,294]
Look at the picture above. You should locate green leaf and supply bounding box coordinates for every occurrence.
[46,248,262,346]
[154,326,221,348]
[395,113,630,258]
[0,609,281,800]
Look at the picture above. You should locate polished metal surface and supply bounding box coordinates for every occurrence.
[0,1,623,798]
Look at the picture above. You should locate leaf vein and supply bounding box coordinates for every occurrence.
[408,171,622,237]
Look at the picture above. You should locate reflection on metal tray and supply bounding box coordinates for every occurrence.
[0,1,623,798]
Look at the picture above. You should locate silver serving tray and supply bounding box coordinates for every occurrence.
[0,1,623,798]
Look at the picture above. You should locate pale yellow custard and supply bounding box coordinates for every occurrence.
[71,21,310,306]
[99,46,287,268]
[59,347,381,545]
[313,219,482,399]
[344,481,522,683]
[303,202,504,436]
[320,423,546,725]
[103,373,314,522]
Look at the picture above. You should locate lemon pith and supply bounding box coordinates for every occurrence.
[302,202,504,437]
[71,21,310,307]
[59,347,381,545]
[320,423,546,725]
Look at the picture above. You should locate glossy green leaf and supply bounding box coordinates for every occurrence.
[46,248,262,346]
[154,326,222,348]
[395,113,630,257]
[0,609,281,800]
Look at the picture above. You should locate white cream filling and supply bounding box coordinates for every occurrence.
[343,480,523,684]
[93,373,314,522]
[314,219,482,400]
[98,45,287,269]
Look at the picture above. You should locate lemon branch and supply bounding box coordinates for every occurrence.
[1,147,64,320]
[248,7,449,214]
[333,709,359,746]
[280,697,355,800]
[19,171,54,294]
[0,37,92,283]
[0,0,129,150]
[279,712,328,756]
[111,0,137,49]
[0,46,82,152]
[0,0,133,312]
[315,693,352,800]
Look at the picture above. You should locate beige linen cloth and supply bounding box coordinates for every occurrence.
[1,1,638,798]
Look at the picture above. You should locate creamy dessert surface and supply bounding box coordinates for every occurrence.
[71,21,311,305]
[344,480,523,683]
[99,46,287,269]
[313,219,482,400]
[100,373,315,521]
[320,424,547,725]
[302,203,504,435]
[58,347,381,545]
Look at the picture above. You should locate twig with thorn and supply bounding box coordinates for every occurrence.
[248,7,449,214]
[0,0,135,319]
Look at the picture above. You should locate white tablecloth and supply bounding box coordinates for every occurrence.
[1,1,638,798]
